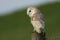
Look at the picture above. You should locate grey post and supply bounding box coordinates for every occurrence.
[32,31,46,40]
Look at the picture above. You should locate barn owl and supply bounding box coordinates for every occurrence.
[27,6,45,33]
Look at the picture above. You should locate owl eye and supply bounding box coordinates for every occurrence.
[29,10,31,12]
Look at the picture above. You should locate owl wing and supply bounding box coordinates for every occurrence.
[39,13,44,21]
[37,13,44,21]
[37,13,45,29]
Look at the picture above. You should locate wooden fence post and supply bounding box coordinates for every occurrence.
[31,31,46,40]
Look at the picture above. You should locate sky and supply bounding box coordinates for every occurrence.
[0,0,59,15]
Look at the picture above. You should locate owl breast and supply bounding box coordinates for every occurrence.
[31,21,43,29]
[31,20,44,33]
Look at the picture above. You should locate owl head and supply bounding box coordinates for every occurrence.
[27,6,40,17]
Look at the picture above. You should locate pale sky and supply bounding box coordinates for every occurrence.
[0,0,59,15]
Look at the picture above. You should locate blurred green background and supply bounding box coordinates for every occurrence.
[0,2,60,40]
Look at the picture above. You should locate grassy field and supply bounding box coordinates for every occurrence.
[0,2,60,40]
